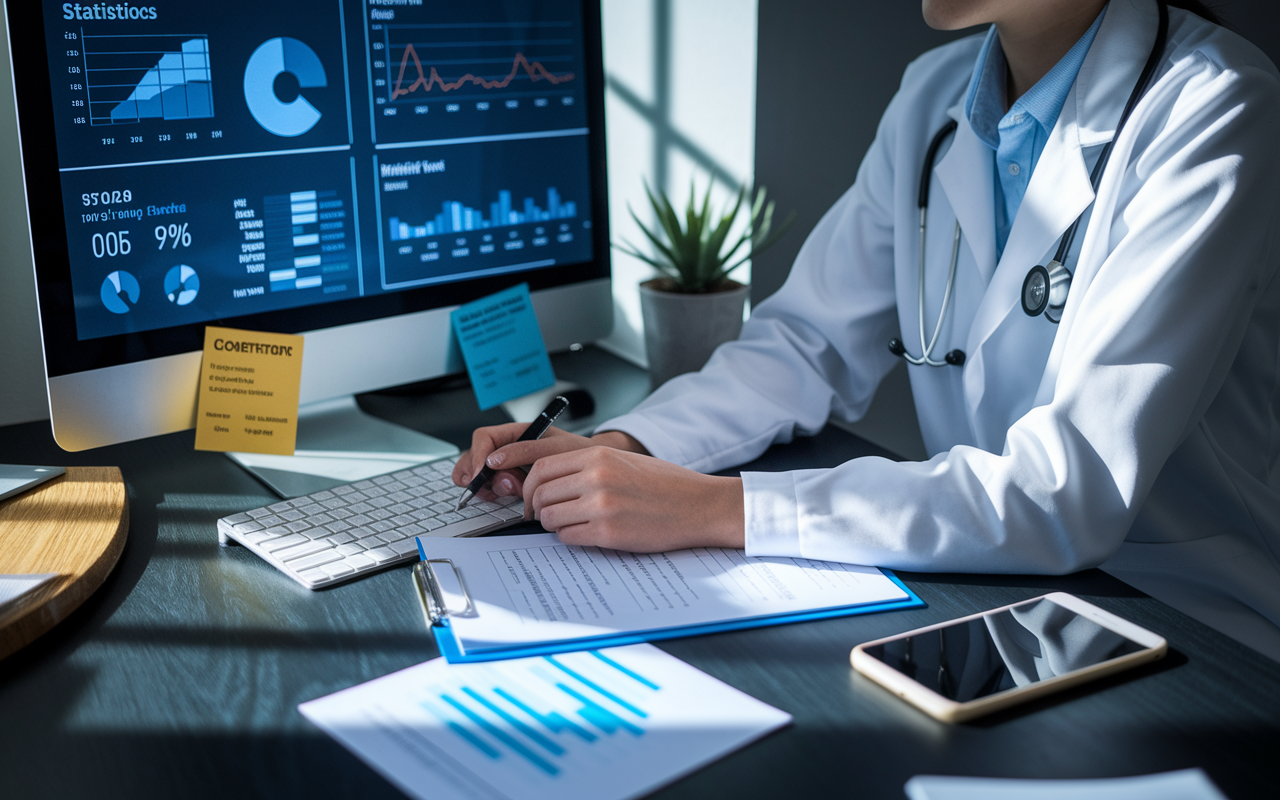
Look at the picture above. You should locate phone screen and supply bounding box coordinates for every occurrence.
[861,597,1148,702]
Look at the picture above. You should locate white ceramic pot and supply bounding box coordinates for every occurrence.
[638,278,750,389]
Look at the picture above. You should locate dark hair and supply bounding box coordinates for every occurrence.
[1165,0,1225,27]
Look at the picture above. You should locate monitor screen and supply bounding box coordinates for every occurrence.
[9,0,608,382]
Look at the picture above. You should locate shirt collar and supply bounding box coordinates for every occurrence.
[964,7,1108,149]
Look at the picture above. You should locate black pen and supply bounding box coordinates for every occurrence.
[456,395,569,510]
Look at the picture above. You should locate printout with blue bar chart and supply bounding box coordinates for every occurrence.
[299,644,791,800]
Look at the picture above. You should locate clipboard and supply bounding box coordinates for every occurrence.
[412,543,926,664]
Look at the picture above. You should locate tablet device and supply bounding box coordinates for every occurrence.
[0,465,66,503]
[851,592,1166,723]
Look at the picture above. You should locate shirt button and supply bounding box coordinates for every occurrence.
[1008,163,1021,176]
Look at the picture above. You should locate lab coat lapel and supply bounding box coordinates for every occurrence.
[960,0,1160,445]
[934,106,997,284]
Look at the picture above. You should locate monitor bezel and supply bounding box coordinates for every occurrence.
[6,0,611,380]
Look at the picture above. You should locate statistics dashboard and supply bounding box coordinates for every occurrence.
[17,0,602,352]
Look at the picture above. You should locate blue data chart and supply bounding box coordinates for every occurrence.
[262,190,353,294]
[389,187,577,240]
[375,135,593,290]
[419,650,660,778]
[84,34,214,125]
[243,37,327,137]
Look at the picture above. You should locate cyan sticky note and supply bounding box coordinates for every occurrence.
[451,283,555,410]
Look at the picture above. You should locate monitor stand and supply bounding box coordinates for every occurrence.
[226,395,459,498]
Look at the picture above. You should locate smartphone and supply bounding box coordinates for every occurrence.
[850,592,1167,723]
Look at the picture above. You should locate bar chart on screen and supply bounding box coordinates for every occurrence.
[299,644,790,800]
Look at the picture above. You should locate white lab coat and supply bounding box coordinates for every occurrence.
[600,0,1280,660]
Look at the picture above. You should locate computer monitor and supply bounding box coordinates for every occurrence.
[6,0,611,489]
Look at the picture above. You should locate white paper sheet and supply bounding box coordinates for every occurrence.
[417,533,910,656]
[905,769,1228,800]
[299,643,791,800]
[0,574,58,626]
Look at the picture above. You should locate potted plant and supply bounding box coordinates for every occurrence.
[616,180,795,388]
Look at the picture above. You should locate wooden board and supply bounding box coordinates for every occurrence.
[0,466,128,660]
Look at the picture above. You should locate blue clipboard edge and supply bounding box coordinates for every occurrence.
[418,544,925,664]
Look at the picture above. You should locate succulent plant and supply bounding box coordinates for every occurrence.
[615,180,795,294]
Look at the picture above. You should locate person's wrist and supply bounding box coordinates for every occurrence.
[705,475,746,549]
[591,430,649,455]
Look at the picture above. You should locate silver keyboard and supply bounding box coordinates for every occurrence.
[217,459,524,589]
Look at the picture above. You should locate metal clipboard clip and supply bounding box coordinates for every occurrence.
[413,558,476,627]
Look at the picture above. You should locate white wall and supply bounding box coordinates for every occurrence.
[599,0,758,365]
[0,11,50,427]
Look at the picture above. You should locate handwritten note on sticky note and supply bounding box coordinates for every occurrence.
[194,326,304,455]
[451,283,555,410]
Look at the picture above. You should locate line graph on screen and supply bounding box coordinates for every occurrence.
[392,47,574,99]
[380,22,580,105]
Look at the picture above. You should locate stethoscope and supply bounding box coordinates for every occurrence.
[890,0,1169,368]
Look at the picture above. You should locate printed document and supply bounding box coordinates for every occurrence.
[418,533,909,657]
[299,643,791,800]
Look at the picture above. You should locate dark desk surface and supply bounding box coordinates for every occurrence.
[1,347,1277,799]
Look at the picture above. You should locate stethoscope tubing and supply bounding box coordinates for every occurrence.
[896,0,1169,367]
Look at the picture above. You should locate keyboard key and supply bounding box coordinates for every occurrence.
[368,508,394,521]
[295,504,325,517]
[285,520,312,533]
[364,547,397,564]
[299,528,330,541]
[348,514,373,526]
[246,508,272,519]
[276,540,332,562]
[436,516,504,538]
[320,562,355,577]
[457,506,485,519]
[311,490,335,501]
[261,534,308,553]
[335,543,365,556]
[492,506,522,521]
[267,501,293,514]
[381,530,407,543]
[244,531,277,544]
[235,520,266,533]
[437,512,464,525]
[421,518,445,531]
[389,538,420,555]
[326,533,355,546]
[343,554,374,570]
[280,509,304,522]
[258,515,283,527]
[332,485,357,495]
[225,513,252,525]
[289,550,346,571]
[298,568,329,583]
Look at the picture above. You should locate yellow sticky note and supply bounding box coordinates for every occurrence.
[194,326,304,455]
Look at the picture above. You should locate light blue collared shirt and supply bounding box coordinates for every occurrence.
[964,8,1106,259]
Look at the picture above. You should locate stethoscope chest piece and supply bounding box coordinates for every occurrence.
[1022,259,1072,324]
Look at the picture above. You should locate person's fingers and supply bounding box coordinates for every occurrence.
[485,430,590,472]
[488,469,527,497]
[453,422,530,485]
[520,448,598,516]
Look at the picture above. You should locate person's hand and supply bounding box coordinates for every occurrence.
[451,423,646,501]
[520,446,745,552]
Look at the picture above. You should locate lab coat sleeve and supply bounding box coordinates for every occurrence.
[745,57,1280,573]
[598,83,907,486]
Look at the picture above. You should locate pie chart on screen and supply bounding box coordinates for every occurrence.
[100,270,140,314]
[164,264,200,306]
